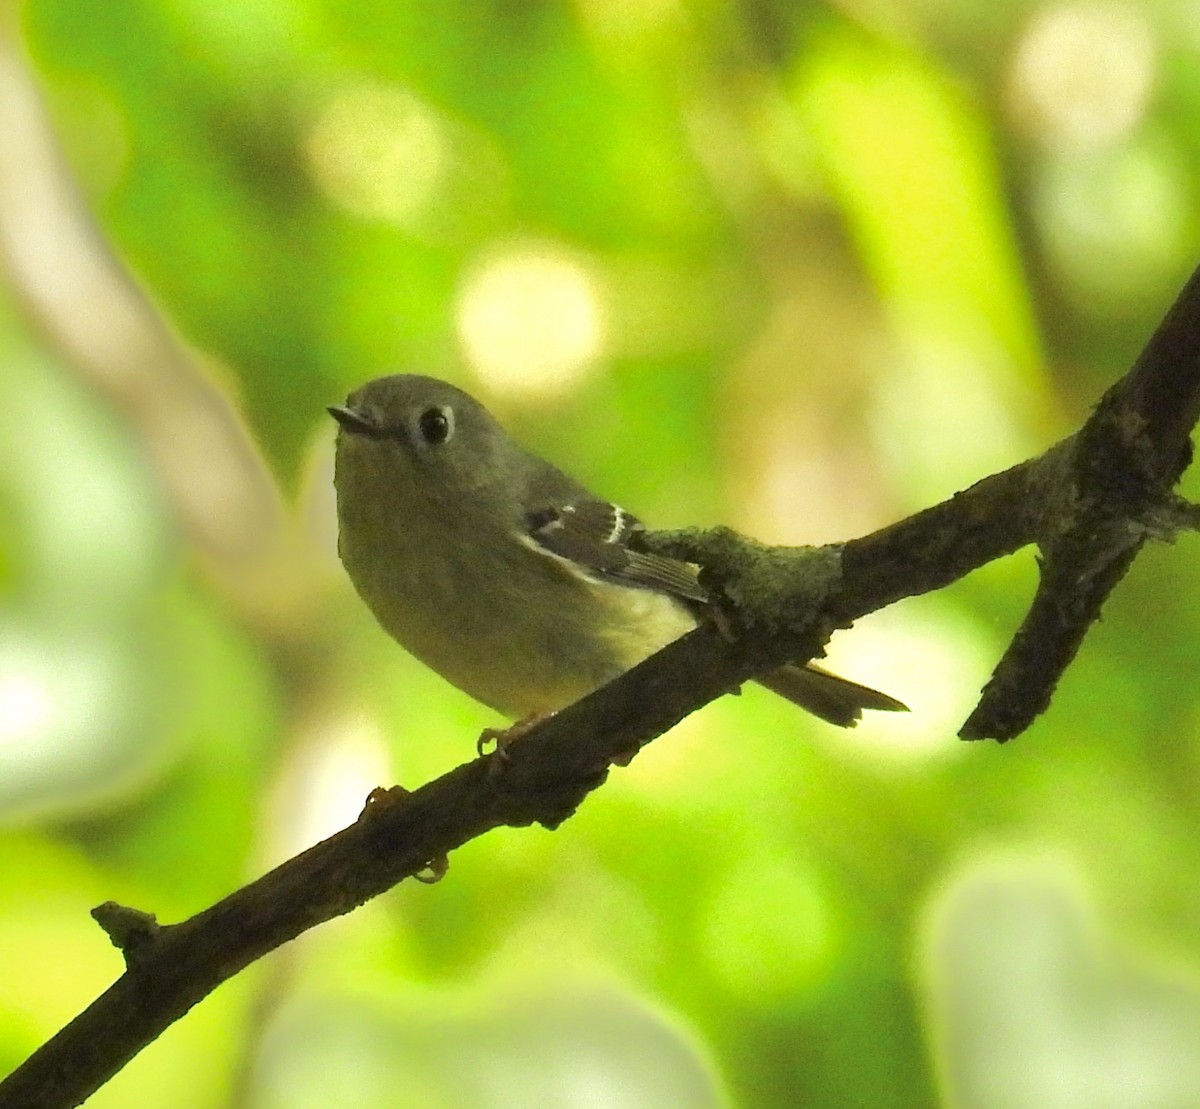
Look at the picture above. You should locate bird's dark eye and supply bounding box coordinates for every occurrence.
[417,405,454,445]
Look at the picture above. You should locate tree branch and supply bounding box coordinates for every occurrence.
[962,263,1200,738]
[4,262,1200,1106]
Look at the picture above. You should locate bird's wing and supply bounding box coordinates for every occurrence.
[526,499,910,726]
[525,500,708,603]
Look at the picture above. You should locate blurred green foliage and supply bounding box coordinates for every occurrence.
[4,1,1200,1107]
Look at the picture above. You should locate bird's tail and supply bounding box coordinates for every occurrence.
[755,663,908,727]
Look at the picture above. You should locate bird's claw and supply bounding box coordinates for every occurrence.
[358,786,450,882]
[476,711,554,769]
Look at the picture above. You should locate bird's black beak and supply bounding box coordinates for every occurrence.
[327,404,377,436]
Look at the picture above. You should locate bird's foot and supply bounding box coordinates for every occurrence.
[476,710,555,761]
[358,785,449,882]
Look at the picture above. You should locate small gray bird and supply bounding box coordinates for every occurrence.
[329,374,906,728]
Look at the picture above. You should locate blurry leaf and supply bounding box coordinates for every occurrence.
[793,23,1040,376]
[74,581,280,911]
[247,981,726,1109]
[925,858,1200,1109]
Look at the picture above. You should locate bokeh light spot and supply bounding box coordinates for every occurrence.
[1035,136,1193,311]
[267,713,393,863]
[1009,2,1157,151]
[306,83,450,226]
[0,630,142,821]
[456,242,606,399]
[822,602,997,765]
[0,668,55,754]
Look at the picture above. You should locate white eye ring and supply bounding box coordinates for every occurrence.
[417,405,454,445]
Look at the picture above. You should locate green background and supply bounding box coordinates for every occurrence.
[3,1,1200,1106]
